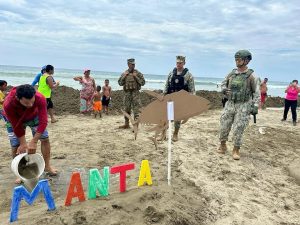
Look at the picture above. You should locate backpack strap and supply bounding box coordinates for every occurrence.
[245,69,255,93]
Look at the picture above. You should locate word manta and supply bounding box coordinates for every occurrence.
[9,160,153,223]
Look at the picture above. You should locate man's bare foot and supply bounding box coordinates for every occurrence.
[15,178,23,184]
[51,119,58,123]
[45,167,58,176]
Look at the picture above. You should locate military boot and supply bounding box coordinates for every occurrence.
[232,146,240,160]
[172,127,179,142]
[217,141,227,154]
[119,118,130,129]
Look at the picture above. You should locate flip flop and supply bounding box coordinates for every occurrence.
[45,169,58,176]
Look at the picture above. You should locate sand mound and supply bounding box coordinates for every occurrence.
[50,86,294,115]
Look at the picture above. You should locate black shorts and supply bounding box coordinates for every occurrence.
[46,98,53,109]
[102,96,110,106]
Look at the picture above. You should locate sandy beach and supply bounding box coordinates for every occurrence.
[0,102,299,224]
[1,0,300,223]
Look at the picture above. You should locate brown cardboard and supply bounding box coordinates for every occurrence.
[139,90,210,124]
[123,90,210,148]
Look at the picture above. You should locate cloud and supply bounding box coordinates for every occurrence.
[0,0,299,80]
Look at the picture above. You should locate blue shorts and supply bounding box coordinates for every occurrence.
[6,117,49,148]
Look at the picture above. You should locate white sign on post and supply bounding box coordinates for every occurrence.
[167,101,174,186]
[167,102,174,121]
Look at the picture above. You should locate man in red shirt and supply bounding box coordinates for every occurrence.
[3,84,57,182]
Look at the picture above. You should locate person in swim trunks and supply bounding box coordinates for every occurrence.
[93,85,102,118]
[102,79,112,114]
[260,78,268,109]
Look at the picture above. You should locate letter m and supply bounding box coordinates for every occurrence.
[10,179,56,222]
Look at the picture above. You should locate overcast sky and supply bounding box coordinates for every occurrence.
[0,0,299,81]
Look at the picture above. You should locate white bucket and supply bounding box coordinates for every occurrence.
[11,153,45,191]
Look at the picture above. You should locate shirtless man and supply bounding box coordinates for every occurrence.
[102,79,112,114]
[260,78,268,109]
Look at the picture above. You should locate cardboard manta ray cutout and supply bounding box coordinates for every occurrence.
[122,90,210,149]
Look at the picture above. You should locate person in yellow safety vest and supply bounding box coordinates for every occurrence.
[38,65,60,123]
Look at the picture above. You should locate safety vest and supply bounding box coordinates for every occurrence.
[38,74,51,98]
[227,69,254,103]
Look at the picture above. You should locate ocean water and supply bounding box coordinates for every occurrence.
[0,65,288,97]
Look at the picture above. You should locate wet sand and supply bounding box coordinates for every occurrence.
[0,108,299,225]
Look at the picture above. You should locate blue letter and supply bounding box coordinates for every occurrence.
[10,179,56,222]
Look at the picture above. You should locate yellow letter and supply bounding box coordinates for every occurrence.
[138,160,152,187]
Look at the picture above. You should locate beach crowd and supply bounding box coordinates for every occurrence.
[0,50,299,183]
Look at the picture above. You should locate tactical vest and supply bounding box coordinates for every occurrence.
[227,69,254,103]
[124,70,139,91]
[167,68,189,94]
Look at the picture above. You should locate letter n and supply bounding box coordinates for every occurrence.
[88,167,110,199]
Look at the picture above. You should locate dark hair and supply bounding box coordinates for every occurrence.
[96,85,101,91]
[16,84,36,99]
[105,79,109,82]
[0,80,7,87]
[264,78,268,80]
[292,80,298,84]
[45,65,54,73]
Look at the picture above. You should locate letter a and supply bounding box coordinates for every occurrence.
[64,172,86,206]
[138,160,153,187]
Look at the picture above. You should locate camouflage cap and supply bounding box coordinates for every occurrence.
[127,58,135,64]
[176,55,186,63]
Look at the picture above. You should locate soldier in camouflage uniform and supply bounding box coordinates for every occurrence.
[163,55,195,142]
[218,50,260,160]
[118,58,145,129]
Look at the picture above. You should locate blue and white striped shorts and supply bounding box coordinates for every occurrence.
[6,117,49,148]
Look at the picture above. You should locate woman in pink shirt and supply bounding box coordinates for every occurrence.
[282,80,300,126]
[73,69,96,114]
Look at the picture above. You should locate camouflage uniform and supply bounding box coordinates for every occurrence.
[118,65,145,123]
[219,69,260,147]
[164,57,195,129]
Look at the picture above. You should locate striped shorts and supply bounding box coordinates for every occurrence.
[6,117,49,148]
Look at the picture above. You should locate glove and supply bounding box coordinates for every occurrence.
[251,105,258,115]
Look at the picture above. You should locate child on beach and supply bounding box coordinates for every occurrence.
[0,80,8,121]
[102,79,112,114]
[93,86,102,118]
